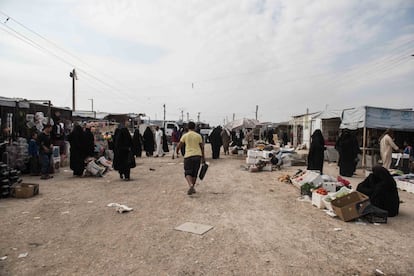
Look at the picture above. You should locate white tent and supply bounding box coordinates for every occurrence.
[339,106,414,168]
[224,118,260,131]
[340,106,414,131]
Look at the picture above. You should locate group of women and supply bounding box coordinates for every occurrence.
[307,128,400,217]
[307,129,360,176]
[68,124,175,180]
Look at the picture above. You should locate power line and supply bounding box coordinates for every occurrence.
[0,10,132,91]
[0,11,137,103]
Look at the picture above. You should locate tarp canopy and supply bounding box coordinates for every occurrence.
[312,110,342,120]
[224,118,260,131]
[0,97,16,107]
[340,106,414,131]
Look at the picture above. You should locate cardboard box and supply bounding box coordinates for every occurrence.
[291,170,323,189]
[331,191,370,222]
[322,182,340,192]
[312,191,326,209]
[13,183,39,198]
[323,197,333,211]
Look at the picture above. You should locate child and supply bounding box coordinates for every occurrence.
[28,131,40,175]
[403,141,413,157]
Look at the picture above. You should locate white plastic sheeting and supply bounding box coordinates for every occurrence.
[224,118,260,131]
[340,106,414,131]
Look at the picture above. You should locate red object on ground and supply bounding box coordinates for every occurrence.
[337,176,350,186]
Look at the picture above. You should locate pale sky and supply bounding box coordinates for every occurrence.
[1,0,413,126]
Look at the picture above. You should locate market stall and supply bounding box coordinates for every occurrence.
[340,106,414,170]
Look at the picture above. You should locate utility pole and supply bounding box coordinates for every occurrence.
[89,98,94,118]
[163,104,166,129]
[186,112,189,122]
[197,112,200,123]
[232,113,235,121]
[255,105,258,120]
[70,69,77,111]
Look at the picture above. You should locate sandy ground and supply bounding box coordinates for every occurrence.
[0,145,413,276]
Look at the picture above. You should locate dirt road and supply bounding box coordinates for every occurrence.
[1,146,413,275]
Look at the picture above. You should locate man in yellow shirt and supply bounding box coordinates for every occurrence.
[176,122,205,195]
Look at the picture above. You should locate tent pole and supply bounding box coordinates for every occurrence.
[362,127,367,170]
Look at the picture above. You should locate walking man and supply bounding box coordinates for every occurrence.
[154,126,164,157]
[176,121,205,195]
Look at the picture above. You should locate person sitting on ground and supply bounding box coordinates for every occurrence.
[356,166,399,217]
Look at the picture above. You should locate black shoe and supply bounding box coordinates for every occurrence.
[120,174,124,179]
[187,186,196,195]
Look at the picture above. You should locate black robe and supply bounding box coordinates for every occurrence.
[357,166,399,217]
[142,127,155,156]
[307,130,325,174]
[83,128,95,157]
[162,129,169,153]
[336,131,360,177]
[132,129,143,157]
[67,125,86,176]
[113,128,133,179]
[209,126,222,159]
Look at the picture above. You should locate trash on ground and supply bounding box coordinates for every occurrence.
[174,222,214,235]
[18,252,28,258]
[0,256,7,261]
[107,203,133,213]
[333,228,342,231]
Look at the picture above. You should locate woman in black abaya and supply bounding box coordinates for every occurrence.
[307,129,325,174]
[132,128,143,158]
[162,128,169,153]
[142,126,155,157]
[67,124,86,176]
[336,129,360,177]
[113,127,133,180]
[357,166,399,217]
[209,126,222,159]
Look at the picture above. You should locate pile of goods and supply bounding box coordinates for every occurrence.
[277,174,291,184]
[0,162,23,198]
[5,138,29,172]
